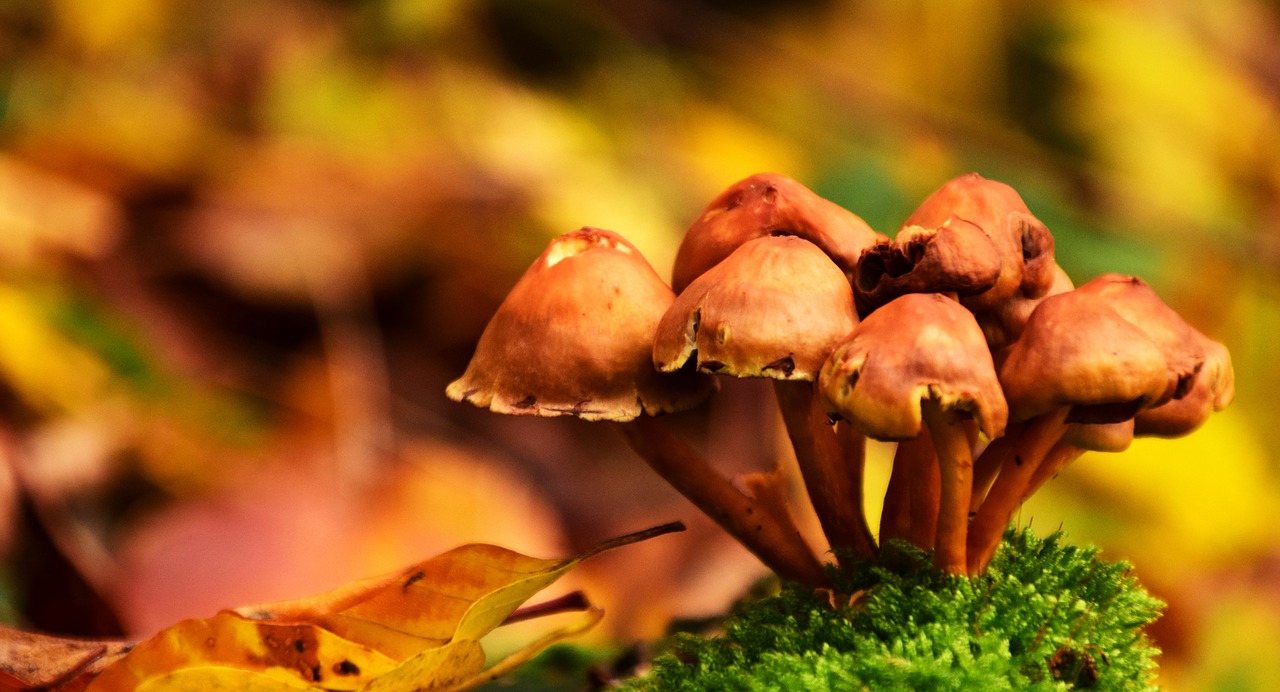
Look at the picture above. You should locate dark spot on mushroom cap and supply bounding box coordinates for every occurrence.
[763,355,796,376]
[334,660,361,676]
[1020,221,1048,261]
[843,370,860,393]
[293,639,306,653]
[513,395,538,409]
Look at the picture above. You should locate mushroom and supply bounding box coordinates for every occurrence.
[966,289,1177,573]
[448,228,711,420]
[819,293,1007,574]
[655,234,876,561]
[901,172,1057,312]
[671,172,884,294]
[1023,331,1234,500]
[448,227,827,586]
[853,218,1003,316]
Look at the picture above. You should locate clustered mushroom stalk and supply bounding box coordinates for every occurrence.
[447,172,1234,582]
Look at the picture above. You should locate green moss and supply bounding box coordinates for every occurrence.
[630,530,1163,690]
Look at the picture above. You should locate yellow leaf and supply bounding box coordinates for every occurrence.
[85,612,397,691]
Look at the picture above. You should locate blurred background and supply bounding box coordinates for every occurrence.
[0,0,1277,688]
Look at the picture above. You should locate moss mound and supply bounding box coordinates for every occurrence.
[630,529,1163,690]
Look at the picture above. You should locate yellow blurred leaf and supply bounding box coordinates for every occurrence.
[0,284,113,414]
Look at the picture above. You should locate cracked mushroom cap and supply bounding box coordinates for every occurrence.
[654,234,856,381]
[1073,274,1205,401]
[998,290,1175,424]
[671,172,884,294]
[904,173,1057,311]
[853,218,1003,316]
[818,292,1007,441]
[1134,334,1234,437]
[447,227,713,422]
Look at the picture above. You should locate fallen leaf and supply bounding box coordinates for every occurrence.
[71,522,683,690]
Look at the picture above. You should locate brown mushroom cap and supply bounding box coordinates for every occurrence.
[853,218,1003,316]
[998,290,1174,424]
[904,173,1057,311]
[1134,334,1234,437]
[671,172,884,294]
[654,235,856,380]
[1073,274,1205,401]
[447,227,713,421]
[819,292,1007,441]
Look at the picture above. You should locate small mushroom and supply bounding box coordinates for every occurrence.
[671,172,884,293]
[853,218,1003,316]
[656,234,876,560]
[1022,333,1234,499]
[966,289,1175,573]
[656,235,856,380]
[448,227,826,586]
[448,227,711,421]
[903,172,1057,312]
[819,293,1007,574]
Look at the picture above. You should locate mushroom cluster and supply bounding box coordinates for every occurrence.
[447,172,1234,583]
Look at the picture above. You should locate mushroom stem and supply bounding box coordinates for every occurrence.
[920,400,974,575]
[965,409,1069,574]
[969,432,1017,512]
[879,441,914,545]
[880,433,939,551]
[907,433,941,552]
[774,381,877,562]
[615,416,829,587]
[1023,439,1086,503]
